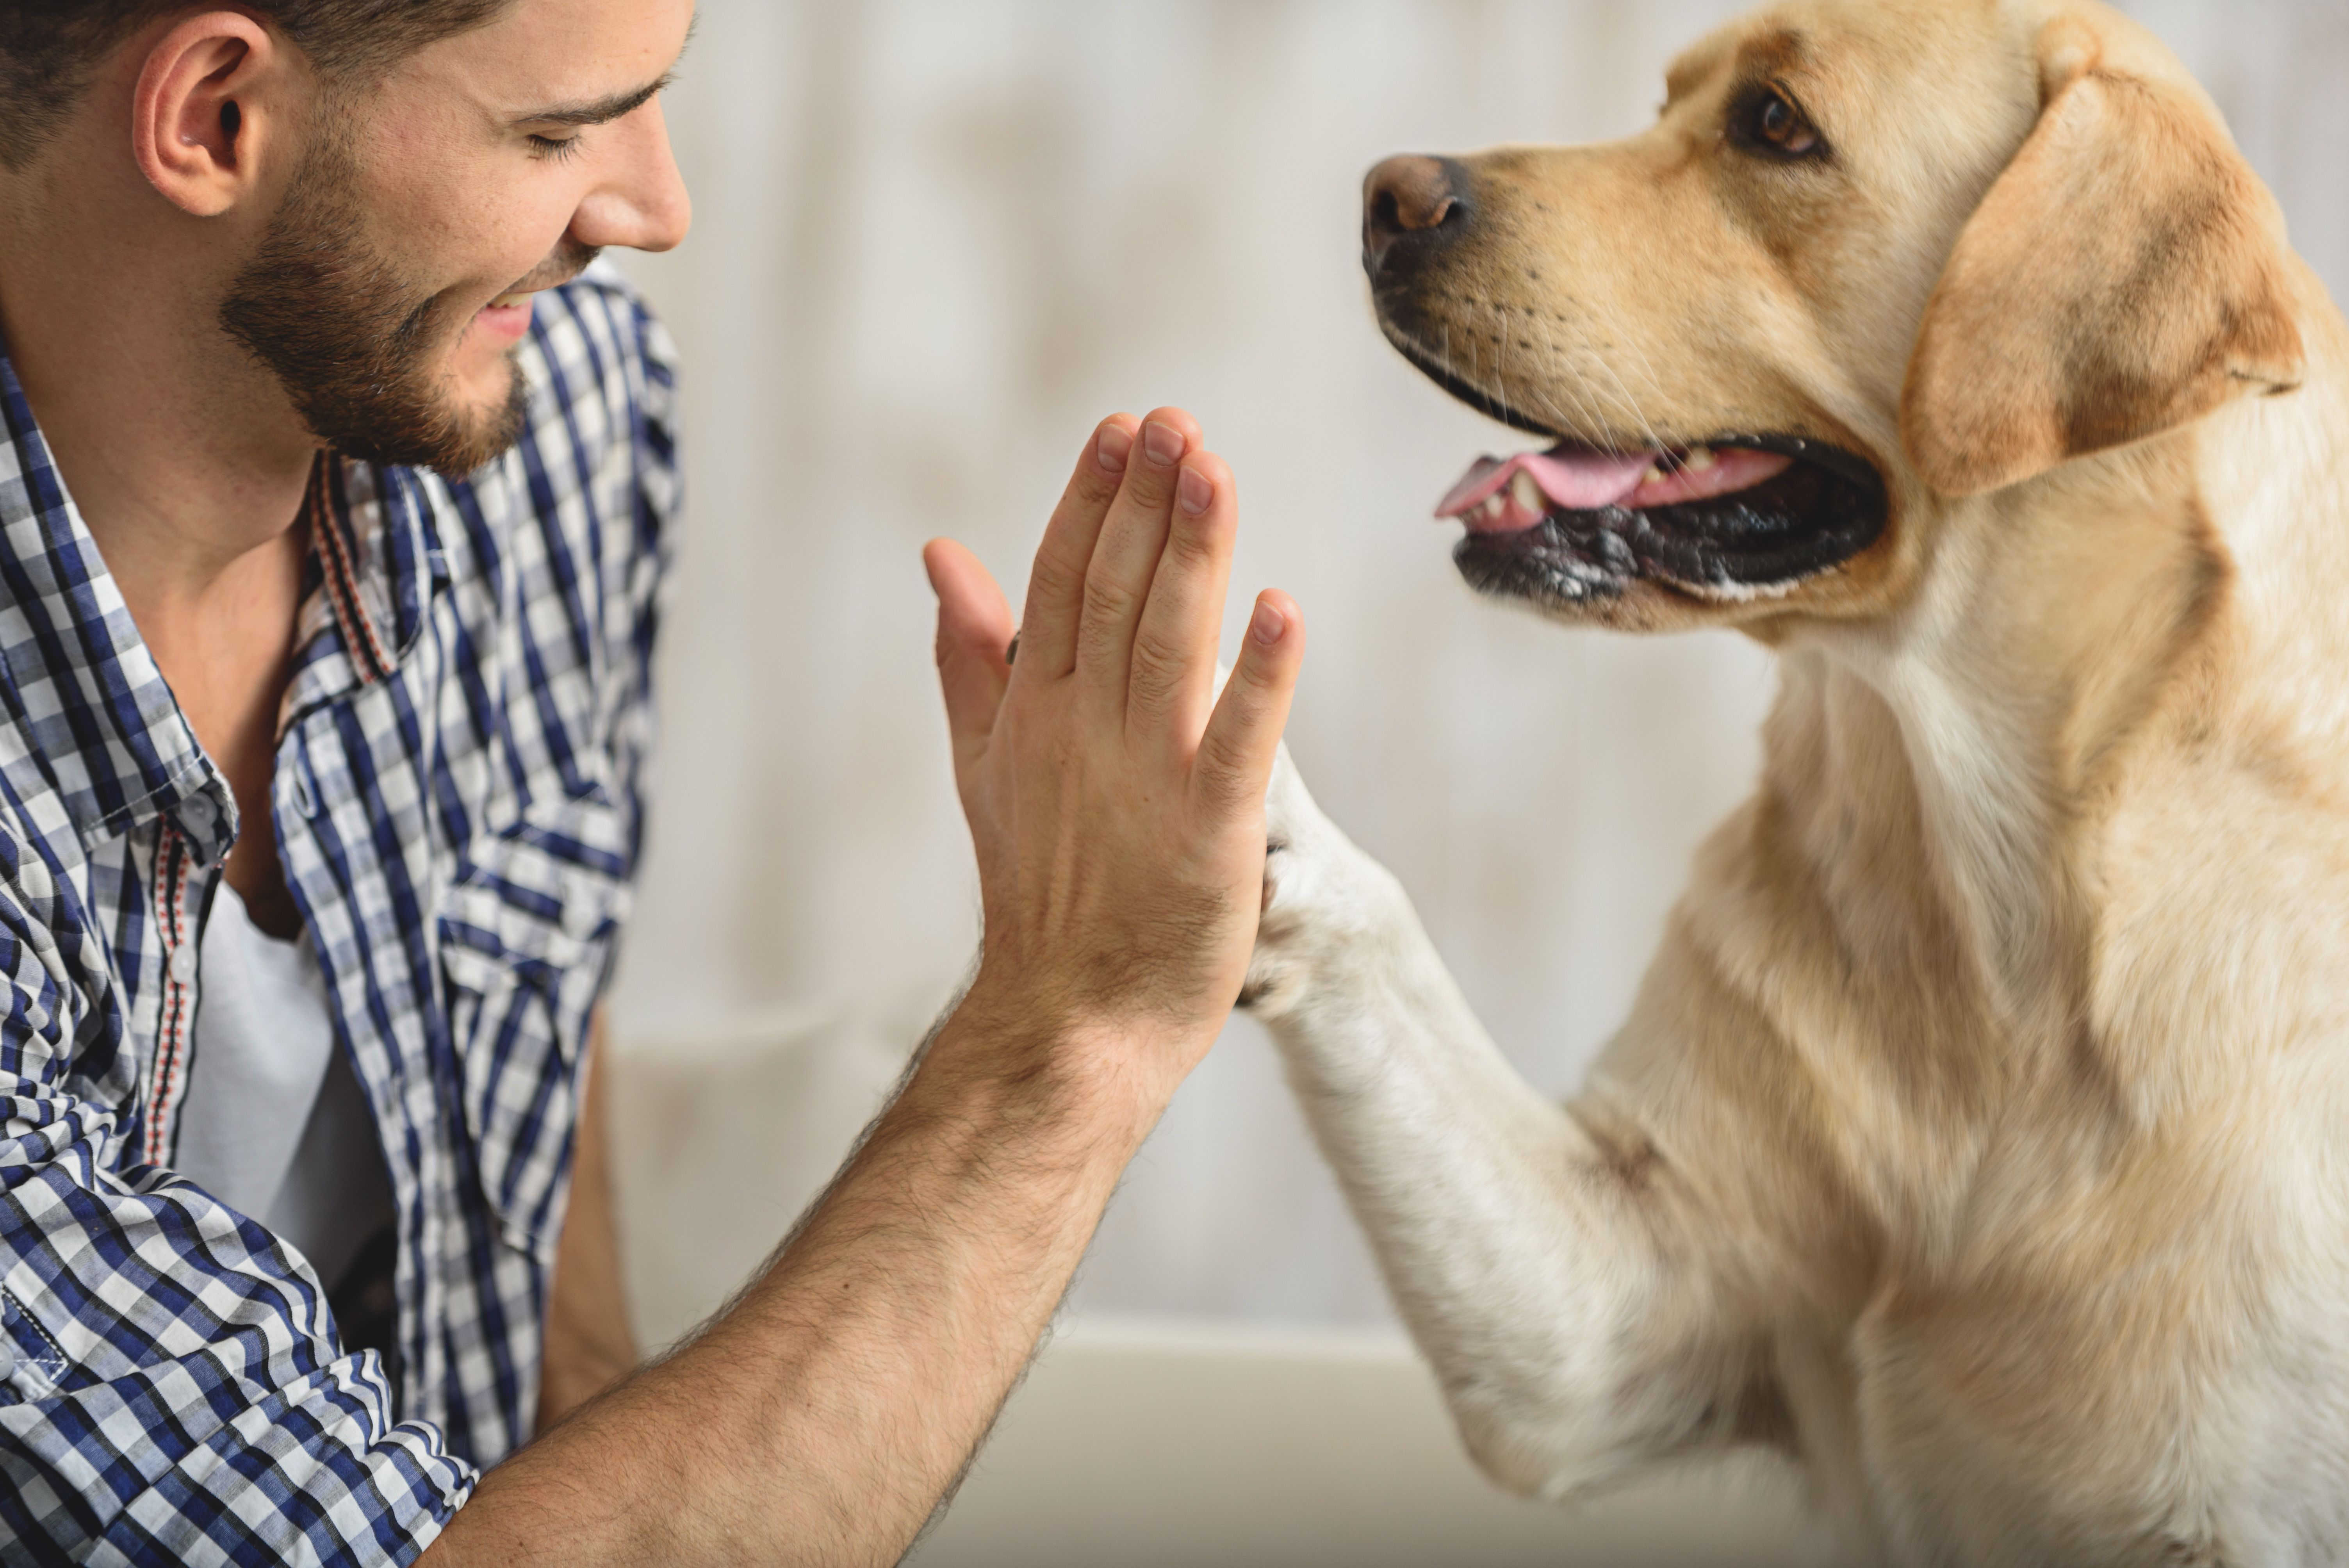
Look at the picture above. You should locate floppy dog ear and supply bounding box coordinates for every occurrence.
[1901,20,2304,499]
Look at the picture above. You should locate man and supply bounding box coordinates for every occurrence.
[0,0,1302,1561]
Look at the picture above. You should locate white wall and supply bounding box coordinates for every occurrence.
[605,0,2349,1336]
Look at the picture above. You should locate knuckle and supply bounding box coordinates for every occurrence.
[1208,711,1261,766]
[1029,549,1085,602]
[1238,641,1285,686]
[1195,732,1251,795]
[1081,571,1144,625]
[1068,470,1122,514]
[1119,465,1176,507]
[1125,630,1188,700]
[1160,515,1219,567]
[1073,613,1127,670]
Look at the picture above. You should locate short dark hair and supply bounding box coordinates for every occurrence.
[0,1,517,167]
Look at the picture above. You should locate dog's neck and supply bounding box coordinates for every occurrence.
[1772,281,2349,1055]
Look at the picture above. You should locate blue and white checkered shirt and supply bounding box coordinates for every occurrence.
[0,262,676,1563]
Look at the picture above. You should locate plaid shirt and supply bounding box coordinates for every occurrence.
[0,263,676,1564]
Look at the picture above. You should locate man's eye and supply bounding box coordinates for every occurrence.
[1733,86,1825,160]
[528,134,584,163]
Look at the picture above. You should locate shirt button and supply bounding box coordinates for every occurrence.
[0,1347,17,1381]
[182,793,216,829]
[168,943,197,985]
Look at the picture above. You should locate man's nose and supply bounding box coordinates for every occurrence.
[573,100,693,255]
[1362,154,1473,282]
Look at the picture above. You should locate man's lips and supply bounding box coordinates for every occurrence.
[469,244,598,343]
[474,293,537,344]
[1437,442,1795,533]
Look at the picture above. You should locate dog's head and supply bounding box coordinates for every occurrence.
[1371,0,2305,633]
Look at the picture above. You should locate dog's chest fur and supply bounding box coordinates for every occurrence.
[1731,461,2349,1556]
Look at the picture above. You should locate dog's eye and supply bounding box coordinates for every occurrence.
[1732,84,1825,160]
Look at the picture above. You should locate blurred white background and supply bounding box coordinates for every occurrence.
[602,0,2349,1348]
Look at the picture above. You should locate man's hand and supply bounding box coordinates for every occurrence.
[924,408,1302,1097]
[423,410,1297,1568]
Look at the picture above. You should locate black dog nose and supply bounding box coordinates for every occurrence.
[1363,154,1472,279]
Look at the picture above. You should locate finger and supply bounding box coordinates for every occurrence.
[1016,415,1141,680]
[1075,407,1202,698]
[1125,449,1236,745]
[923,539,1014,777]
[1194,590,1305,815]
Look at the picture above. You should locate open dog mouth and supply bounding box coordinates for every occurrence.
[1388,332,1890,605]
[1436,432,1888,605]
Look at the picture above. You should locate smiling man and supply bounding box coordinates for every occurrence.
[0,2,1299,1563]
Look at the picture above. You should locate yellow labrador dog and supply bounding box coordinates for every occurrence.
[1241,1,2349,1561]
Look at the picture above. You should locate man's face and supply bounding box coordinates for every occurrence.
[221,0,694,476]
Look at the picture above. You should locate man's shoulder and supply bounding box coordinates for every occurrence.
[435,261,677,656]
[529,258,681,408]
[495,260,680,509]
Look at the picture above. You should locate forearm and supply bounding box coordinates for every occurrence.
[536,1014,638,1434]
[422,403,1298,1563]
[424,1003,1166,1566]
[1247,760,1694,1493]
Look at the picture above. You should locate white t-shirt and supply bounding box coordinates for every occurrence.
[171,883,394,1291]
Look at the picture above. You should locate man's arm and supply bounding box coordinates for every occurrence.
[422,407,1301,1565]
[0,925,475,1559]
[535,1011,638,1434]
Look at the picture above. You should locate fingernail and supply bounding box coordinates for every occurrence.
[1141,420,1183,468]
[1097,423,1132,473]
[1249,597,1286,645]
[1178,465,1213,516]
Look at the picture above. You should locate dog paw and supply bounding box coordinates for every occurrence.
[1241,742,1384,1017]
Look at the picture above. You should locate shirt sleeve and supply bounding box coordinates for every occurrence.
[589,262,678,894]
[0,874,477,1566]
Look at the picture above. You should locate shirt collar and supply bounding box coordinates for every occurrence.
[283,449,445,725]
[0,335,444,865]
[0,340,232,864]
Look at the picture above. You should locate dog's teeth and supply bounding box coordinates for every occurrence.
[1684,445,1717,472]
[1510,470,1543,513]
[1641,464,1665,486]
[1479,494,1507,520]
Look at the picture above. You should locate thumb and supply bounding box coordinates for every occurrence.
[923,539,1014,775]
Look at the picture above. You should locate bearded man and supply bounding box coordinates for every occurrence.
[0,2,1303,1562]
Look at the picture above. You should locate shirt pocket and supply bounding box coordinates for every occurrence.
[0,1285,71,1399]
[436,786,631,1260]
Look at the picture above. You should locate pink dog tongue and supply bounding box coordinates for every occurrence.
[1435,447,1657,519]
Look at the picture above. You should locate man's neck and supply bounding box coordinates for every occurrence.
[1,110,317,929]
[0,102,318,631]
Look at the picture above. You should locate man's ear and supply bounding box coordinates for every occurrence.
[131,11,279,218]
[1900,17,2304,499]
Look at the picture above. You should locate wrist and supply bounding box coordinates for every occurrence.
[930,975,1192,1142]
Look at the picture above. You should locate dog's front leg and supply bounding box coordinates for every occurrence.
[1244,747,1760,1501]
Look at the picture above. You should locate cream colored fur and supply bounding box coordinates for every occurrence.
[1242,2,2349,1562]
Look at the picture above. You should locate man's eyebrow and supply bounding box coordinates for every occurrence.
[513,73,674,129]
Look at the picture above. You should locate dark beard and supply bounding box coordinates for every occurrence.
[219,133,530,478]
